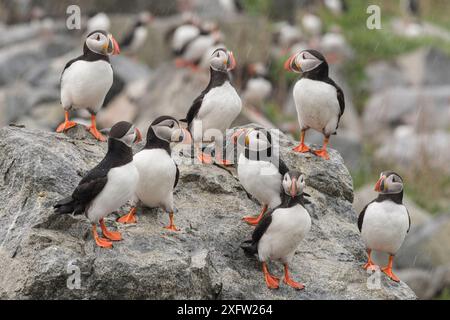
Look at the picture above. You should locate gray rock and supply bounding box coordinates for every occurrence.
[396,213,450,270]
[397,266,450,299]
[0,125,416,299]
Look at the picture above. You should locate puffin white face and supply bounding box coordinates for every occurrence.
[284,50,324,73]
[375,171,404,194]
[151,118,183,143]
[244,129,271,152]
[210,48,236,72]
[282,172,306,198]
[109,121,142,147]
[85,31,120,56]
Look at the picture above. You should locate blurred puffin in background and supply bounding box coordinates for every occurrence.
[358,171,410,282]
[241,63,273,109]
[57,30,121,141]
[119,11,153,57]
[284,49,345,160]
[86,12,111,34]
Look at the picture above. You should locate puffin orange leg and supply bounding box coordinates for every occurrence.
[56,111,77,133]
[363,249,376,270]
[382,255,400,282]
[292,130,310,153]
[262,262,279,289]
[87,114,106,142]
[196,147,213,164]
[92,224,113,248]
[117,207,137,224]
[313,136,330,160]
[163,212,180,232]
[100,218,122,241]
[214,151,232,166]
[243,205,268,226]
[283,264,305,290]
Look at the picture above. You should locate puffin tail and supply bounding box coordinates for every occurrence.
[54,196,77,214]
[240,240,258,256]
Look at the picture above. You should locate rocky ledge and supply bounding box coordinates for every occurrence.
[0,125,416,299]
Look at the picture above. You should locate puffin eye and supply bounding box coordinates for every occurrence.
[256,133,260,139]
[96,34,101,41]
[169,122,174,128]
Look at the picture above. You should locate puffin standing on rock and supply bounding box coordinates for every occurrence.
[358,171,410,282]
[54,121,142,248]
[232,127,289,225]
[117,116,183,231]
[241,171,311,290]
[57,30,120,141]
[183,48,241,164]
[285,49,344,160]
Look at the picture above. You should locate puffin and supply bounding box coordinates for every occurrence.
[284,49,345,160]
[54,121,142,248]
[119,12,153,56]
[323,0,348,16]
[57,30,121,141]
[182,48,241,164]
[358,171,410,282]
[175,22,223,70]
[232,127,289,226]
[117,116,183,231]
[86,12,111,34]
[241,63,273,108]
[241,171,312,290]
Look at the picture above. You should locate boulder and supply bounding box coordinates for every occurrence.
[0,125,416,299]
[395,213,450,270]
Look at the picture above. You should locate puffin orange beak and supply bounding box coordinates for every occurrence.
[227,51,236,71]
[284,53,300,72]
[134,128,142,143]
[110,35,120,55]
[290,178,298,198]
[181,128,192,144]
[374,177,384,192]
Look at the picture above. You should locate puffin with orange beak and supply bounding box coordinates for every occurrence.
[358,171,411,282]
[241,171,312,290]
[58,30,121,141]
[54,121,141,248]
[182,48,241,164]
[284,49,345,160]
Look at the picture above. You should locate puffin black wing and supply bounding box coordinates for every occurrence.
[357,201,374,232]
[277,157,289,177]
[406,207,411,233]
[186,92,205,129]
[174,164,180,188]
[120,31,134,48]
[324,78,345,119]
[241,210,273,256]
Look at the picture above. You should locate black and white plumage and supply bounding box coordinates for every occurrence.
[54,121,142,248]
[234,127,289,226]
[117,116,183,231]
[358,171,410,282]
[285,49,345,160]
[241,171,311,290]
[57,30,121,141]
[183,48,241,164]
[120,12,152,55]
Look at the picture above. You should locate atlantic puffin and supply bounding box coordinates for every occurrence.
[119,12,153,56]
[54,121,142,248]
[183,48,241,164]
[358,171,410,282]
[241,171,311,290]
[284,49,345,160]
[232,127,289,225]
[57,30,121,141]
[117,116,183,231]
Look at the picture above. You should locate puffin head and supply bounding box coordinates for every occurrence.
[210,48,236,72]
[149,116,184,143]
[109,121,142,147]
[284,49,328,77]
[374,171,404,194]
[282,171,306,198]
[248,63,268,77]
[138,11,153,25]
[85,30,120,56]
